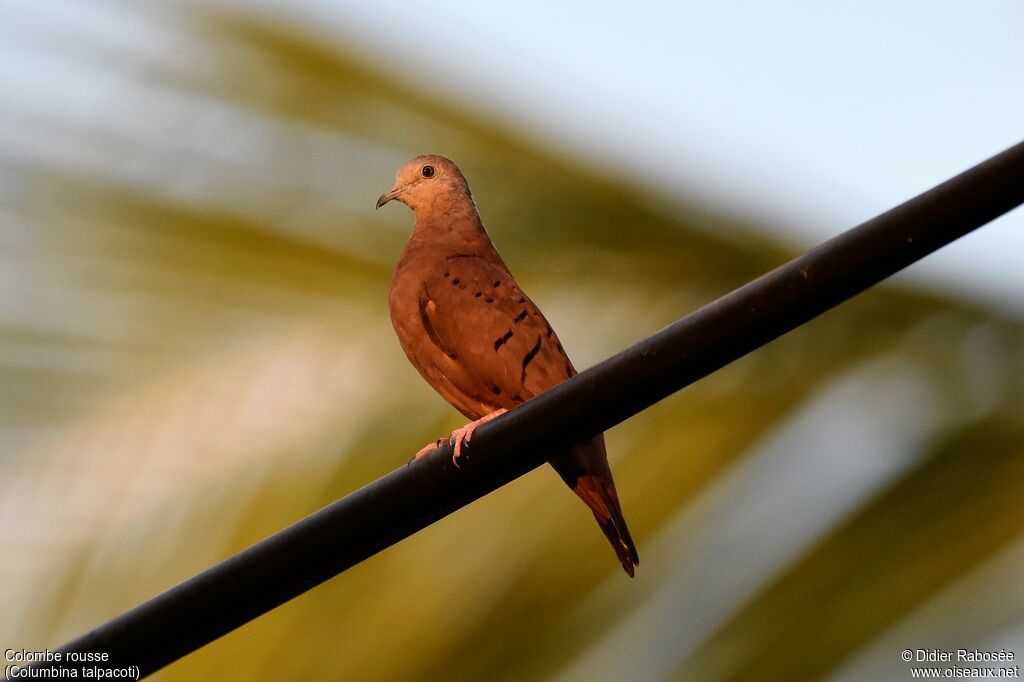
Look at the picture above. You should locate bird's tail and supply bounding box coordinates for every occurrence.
[572,473,639,577]
[555,438,639,577]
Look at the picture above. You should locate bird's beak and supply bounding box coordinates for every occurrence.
[376,183,405,209]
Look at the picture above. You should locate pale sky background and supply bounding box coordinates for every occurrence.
[272,0,1023,314]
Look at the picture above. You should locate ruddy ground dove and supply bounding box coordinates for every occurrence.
[377,155,638,576]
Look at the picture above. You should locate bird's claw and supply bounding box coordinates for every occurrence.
[410,439,444,464]
[449,425,474,468]
[449,409,506,467]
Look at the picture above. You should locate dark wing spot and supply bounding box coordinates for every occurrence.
[485,298,493,303]
[518,297,526,304]
[521,335,542,383]
[475,291,482,297]
[451,278,460,285]
[513,310,528,324]
[546,324,554,338]
[493,330,514,351]
[556,342,563,353]
[419,297,458,360]
[443,272,449,277]
[486,382,502,396]
[493,280,501,287]
[511,394,523,403]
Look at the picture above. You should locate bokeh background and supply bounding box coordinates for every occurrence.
[3,1,1023,680]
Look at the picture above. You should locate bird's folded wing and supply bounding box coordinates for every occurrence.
[419,257,576,409]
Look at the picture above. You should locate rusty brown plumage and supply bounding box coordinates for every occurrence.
[379,155,638,576]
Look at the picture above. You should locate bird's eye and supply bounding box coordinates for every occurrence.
[421,165,435,178]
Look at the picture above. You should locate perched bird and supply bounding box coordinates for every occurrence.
[377,155,638,576]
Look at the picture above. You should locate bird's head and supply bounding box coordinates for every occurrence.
[376,155,473,212]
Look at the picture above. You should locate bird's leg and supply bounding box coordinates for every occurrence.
[410,408,508,467]
[448,408,508,466]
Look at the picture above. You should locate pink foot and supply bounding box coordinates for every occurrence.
[411,409,509,467]
[450,408,508,466]
[411,439,444,463]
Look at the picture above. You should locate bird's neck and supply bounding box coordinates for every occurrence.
[407,198,498,257]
